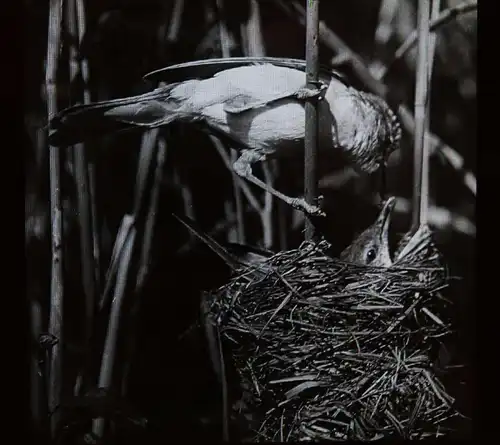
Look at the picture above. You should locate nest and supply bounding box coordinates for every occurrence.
[205,227,461,441]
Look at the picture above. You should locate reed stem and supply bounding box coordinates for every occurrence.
[45,0,64,436]
[304,0,321,241]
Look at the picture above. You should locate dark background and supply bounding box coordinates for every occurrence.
[25,0,476,442]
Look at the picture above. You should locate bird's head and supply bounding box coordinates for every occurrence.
[333,89,402,175]
[340,196,396,267]
[360,95,402,174]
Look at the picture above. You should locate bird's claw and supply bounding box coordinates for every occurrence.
[290,197,326,217]
[295,84,327,101]
[315,194,324,209]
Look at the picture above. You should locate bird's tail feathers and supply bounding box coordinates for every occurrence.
[48,83,183,146]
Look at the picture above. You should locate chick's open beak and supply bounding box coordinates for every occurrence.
[376,196,396,244]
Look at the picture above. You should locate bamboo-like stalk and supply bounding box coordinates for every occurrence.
[45,0,64,437]
[92,226,136,437]
[378,1,478,81]
[416,0,442,232]
[274,0,476,197]
[412,0,431,231]
[304,0,320,241]
[66,0,96,388]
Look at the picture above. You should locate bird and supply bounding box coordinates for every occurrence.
[49,57,402,216]
[172,196,396,270]
[339,196,396,267]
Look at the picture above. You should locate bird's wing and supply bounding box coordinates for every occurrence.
[153,63,322,116]
[210,63,326,114]
[144,57,347,85]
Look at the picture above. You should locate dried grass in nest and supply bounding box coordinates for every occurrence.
[205,228,461,441]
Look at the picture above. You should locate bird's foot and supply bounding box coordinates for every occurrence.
[290,196,326,217]
[295,84,327,101]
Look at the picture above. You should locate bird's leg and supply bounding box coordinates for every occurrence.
[233,150,325,217]
[294,82,327,101]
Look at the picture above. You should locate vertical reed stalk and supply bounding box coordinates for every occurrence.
[412,0,431,231]
[304,0,320,240]
[66,0,96,391]
[45,0,64,436]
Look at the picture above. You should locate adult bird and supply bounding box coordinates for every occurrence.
[173,196,396,270]
[49,57,402,216]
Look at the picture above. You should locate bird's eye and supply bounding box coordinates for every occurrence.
[366,248,377,264]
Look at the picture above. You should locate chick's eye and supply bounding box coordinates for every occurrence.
[366,248,377,263]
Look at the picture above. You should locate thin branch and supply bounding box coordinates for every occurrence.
[378,1,478,81]
[45,0,64,437]
[304,0,321,241]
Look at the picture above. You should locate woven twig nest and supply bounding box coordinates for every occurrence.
[205,226,461,441]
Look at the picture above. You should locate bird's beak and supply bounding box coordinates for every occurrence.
[376,196,396,244]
